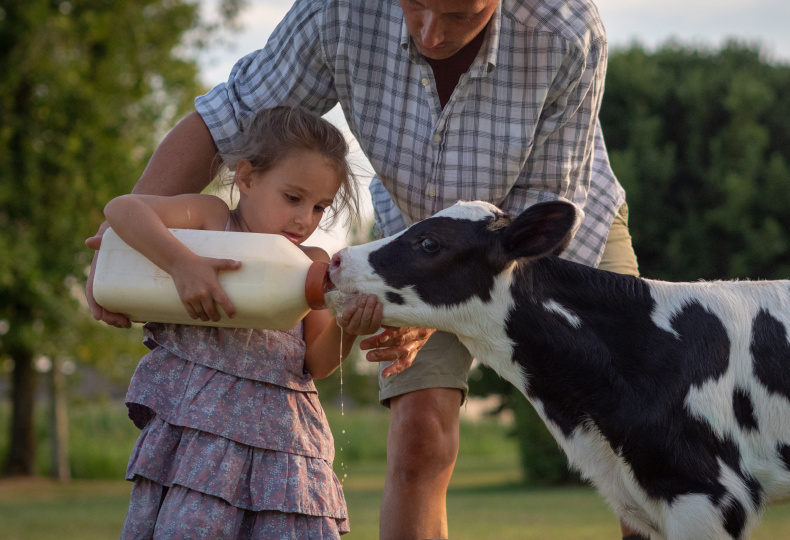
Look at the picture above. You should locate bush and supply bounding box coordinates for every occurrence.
[513,392,581,486]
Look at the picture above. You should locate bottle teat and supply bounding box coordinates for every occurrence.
[305,261,332,310]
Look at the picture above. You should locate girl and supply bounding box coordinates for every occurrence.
[104,106,382,539]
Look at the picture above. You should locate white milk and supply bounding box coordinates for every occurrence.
[93,228,330,330]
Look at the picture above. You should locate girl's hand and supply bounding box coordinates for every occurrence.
[85,225,132,328]
[303,294,383,379]
[169,255,242,321]
[336,294,383,337]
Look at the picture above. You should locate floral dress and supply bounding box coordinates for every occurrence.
[120,322,348,539]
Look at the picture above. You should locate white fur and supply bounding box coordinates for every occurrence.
[542,299,583,329]
[432,200,500,221]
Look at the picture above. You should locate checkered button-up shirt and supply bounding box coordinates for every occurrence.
[196,0,625,266]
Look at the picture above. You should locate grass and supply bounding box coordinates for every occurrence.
[2,468,790,539]
[2,402,790,539]
[0,478,133,540]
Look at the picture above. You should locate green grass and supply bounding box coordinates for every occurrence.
[3,471,790,540]
[3,401,790,539]
[0,478,133,540]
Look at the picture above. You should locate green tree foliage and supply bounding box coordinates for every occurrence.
[0,0,243,476]
[470,42,790,485]
[602,42,790,281]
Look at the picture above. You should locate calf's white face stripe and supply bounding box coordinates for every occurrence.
[432,200,499,221]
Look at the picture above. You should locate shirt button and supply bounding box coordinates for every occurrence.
[433,133,442,143]
[421,77,430,86]
[428,188,436,197]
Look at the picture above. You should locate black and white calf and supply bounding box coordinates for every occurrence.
[326,200,790,540]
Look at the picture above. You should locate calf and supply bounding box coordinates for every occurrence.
[326,200,790,540]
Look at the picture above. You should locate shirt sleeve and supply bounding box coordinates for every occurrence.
[500,35,608,221]
[195,0,339,155]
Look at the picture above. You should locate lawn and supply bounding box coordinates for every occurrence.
[2,457,790,539]
[1,402,789,538]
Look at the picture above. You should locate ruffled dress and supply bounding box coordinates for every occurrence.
[120,322,348,539]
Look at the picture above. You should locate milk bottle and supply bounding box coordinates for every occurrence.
[92,228,331,330]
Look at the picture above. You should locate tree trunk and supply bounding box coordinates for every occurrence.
[3,348,37,477]
[50,358,70,482]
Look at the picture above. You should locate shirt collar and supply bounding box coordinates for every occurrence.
[399,0,501,75]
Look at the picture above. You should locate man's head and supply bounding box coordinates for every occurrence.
[399,0,498,60]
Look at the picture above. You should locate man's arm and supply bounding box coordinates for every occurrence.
[85,111,220,326]
[134,111,220,195]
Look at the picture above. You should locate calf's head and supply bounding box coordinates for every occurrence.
[326,200,578,331]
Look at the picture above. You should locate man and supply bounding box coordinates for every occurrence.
[88,1,644,538]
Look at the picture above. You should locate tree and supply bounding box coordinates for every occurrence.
[601,42,790,281]
[0,0,244,476]
[470,42,790,484]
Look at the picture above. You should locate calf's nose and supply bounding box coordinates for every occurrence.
[330,250,343,271]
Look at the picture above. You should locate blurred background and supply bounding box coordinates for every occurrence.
[1,1,789,538]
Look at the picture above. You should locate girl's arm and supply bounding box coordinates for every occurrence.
[302,248,383,379]
[103,193,241,321]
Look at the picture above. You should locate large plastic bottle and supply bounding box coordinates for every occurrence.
[92,228,331,330]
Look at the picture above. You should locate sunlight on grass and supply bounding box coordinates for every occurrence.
[2,475,789,540]
[2,403,790,539]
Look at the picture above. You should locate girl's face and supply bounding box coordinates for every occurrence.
[234,150,342,245]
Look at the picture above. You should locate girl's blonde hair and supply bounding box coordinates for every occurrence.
[218,106,361,230]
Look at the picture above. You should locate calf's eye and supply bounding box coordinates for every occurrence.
[420,237,440,253]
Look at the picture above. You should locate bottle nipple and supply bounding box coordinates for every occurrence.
[305,261,332,310]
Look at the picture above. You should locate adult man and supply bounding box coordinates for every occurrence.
[88,0,644,538]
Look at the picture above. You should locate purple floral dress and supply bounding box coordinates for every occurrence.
[120,322,348,539]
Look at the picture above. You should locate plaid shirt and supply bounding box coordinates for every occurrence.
[196,0,625,266]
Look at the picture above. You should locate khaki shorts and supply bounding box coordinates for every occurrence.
[378,202,639,406]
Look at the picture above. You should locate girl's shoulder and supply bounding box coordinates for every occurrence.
[172,193,230,231]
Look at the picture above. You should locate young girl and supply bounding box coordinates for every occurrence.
[104,106,382,539]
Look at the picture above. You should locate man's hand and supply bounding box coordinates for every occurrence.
[360,326,436,378]
[85,224,132,328]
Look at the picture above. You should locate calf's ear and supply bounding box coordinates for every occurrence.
[501,201,577,261]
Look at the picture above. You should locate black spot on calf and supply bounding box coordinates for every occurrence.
[669,301,731,387]
[722,498,747,539]
[733,388,759,432]
[505,262,736,504]
[779,443,790,471]
[751,310,790,400]
[385,291,405,305]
